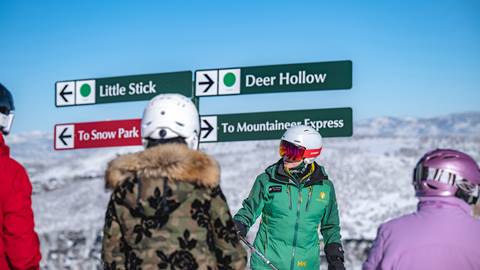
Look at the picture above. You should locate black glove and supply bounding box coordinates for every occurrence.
[233,219,247,238]
[325,242,345,270]
[328,261,345,270]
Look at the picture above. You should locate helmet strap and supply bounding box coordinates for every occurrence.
[455,188,479,205]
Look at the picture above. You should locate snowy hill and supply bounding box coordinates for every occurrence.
[354,112,480,137]
[4,111,480,269]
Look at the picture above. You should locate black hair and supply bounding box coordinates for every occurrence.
[0,83,14,114]
[145,137,187,149]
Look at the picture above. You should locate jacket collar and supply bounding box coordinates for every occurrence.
[0,134,9,157]
[266,159,328,186]
[418,197,472,215]
[105,143,220,189]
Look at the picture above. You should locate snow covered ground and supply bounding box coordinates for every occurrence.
[6,112,480,269]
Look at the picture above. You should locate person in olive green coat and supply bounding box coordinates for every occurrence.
[102,94,247,269]
[234,125,345,270]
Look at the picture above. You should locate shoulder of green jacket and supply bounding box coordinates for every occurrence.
[263,159,329,186]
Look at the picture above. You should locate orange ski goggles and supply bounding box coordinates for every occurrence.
[279,140,322,162]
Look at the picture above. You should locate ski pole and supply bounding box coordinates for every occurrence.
[239,235,279,270]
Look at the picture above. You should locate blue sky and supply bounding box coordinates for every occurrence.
[1,0,479,133]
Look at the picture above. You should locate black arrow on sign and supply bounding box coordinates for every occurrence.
[199,74,214,93]
[59,127,72,146]
[60,84,73,102]
[201,119,214,139]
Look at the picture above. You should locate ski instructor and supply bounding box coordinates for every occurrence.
[234,125,345,270]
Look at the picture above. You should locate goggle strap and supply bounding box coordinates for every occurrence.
[417,166,470,187]
[304,148,322,158]
[0,113,8,127]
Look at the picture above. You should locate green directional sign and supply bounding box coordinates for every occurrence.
[56,71,192,107]
[199,107,352,142]
[195,60,352,96]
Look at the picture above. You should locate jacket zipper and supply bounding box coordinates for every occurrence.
[290,185,302,270]
[306,186,313,211]
[287,185,292,210]
[264,214,268,256]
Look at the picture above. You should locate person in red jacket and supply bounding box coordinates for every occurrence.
[0,83,41,270]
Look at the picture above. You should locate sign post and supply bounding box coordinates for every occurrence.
[56,71,192,107]
[195,60,352,96]
[54,119,142,150]
[54,60,354,150]
[199,107,352,142]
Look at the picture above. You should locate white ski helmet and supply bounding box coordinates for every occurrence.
[141,94,200,150]
[280,125,323,164]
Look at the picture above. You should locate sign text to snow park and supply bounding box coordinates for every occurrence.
[199,107,352,142]
[55,71,192,107]
[195,60,352,96]
[54,119,142,150]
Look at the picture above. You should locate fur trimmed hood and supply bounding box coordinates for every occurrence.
[105,143,220,189]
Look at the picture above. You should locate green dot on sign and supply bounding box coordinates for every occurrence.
[80,84,91,97]
[223,73,236,87]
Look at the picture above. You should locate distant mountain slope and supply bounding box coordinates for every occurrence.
[354,112,480,137]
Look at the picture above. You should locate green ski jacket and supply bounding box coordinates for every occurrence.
[234,160,342,270]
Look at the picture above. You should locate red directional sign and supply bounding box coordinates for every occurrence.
[54,119,142,150]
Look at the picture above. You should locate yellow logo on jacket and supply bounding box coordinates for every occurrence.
[316,191,327,202]
[297,261,307,267]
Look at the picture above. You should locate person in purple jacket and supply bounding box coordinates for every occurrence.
[363,149,480,270]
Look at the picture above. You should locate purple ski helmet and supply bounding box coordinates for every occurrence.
[413,149,480,204]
